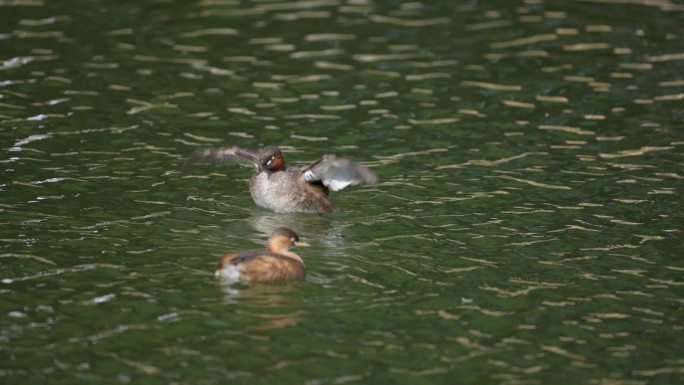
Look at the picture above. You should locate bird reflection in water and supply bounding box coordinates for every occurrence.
[216,280,304,331]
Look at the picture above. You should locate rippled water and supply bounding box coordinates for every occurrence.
[2,0,683,384]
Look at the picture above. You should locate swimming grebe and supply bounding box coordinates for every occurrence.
[214,227,309,283]
[184,146,378,213]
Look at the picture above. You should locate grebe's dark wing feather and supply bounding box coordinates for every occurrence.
[301,155,378,192]
[181,146,260,170]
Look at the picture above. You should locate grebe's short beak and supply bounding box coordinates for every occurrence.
[295,241,310,248]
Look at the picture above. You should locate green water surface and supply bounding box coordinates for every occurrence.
[1,0,683,384]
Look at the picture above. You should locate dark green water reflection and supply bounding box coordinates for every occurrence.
[1,0,683,384]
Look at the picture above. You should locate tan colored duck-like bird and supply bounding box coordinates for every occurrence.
[214,227,309,283]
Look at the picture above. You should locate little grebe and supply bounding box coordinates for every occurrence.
[184,146,378,213]
[214,227,309,283]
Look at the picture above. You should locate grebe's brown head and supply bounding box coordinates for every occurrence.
[260,146,285,171]
[267,227,309,253]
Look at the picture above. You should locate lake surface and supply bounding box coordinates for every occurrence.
[1,0,683,384]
